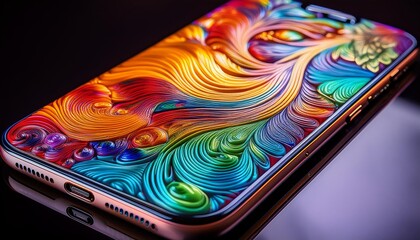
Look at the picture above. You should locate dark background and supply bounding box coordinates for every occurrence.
[1,1,419,239]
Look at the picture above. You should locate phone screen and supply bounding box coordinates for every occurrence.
[3,0,416,219]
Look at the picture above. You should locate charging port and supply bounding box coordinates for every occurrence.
[67,207,94,225]
[65,183,94,202]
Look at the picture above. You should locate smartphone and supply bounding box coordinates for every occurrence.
[1,1,417,239]
[3,65,416,240]
[2,68,416,240]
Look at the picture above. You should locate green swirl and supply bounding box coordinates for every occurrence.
[318,78,369,104]
[142,122,269,213]
[171,123,264,194]
[167,182,210,212]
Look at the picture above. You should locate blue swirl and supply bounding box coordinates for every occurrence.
[91,139,128,158]
[72,159,147,199]
[116,145,163,165]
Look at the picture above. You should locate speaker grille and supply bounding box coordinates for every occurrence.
[15,162,54,184]
[104,202,157,231]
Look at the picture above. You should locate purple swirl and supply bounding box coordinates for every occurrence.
[11,127,47,150]
[31,144,48,155]
[62,158,76,168]
[73,147,95,161]
[44,133,67,148]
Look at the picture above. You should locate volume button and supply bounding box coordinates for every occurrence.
[390,68,400,81]
[347,105,363,122]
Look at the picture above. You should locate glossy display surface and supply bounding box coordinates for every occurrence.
[5,0,413,215]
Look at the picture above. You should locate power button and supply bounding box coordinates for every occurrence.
[347,105,363,122]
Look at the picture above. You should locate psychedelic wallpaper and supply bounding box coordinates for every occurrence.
[5,0,414,215]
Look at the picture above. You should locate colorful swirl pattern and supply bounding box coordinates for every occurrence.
[7,0,413,215]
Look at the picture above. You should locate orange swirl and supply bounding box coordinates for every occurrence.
[130,127,168,148]
[37,83,148,141]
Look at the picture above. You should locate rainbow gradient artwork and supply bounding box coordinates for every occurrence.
[6,0,414,215]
